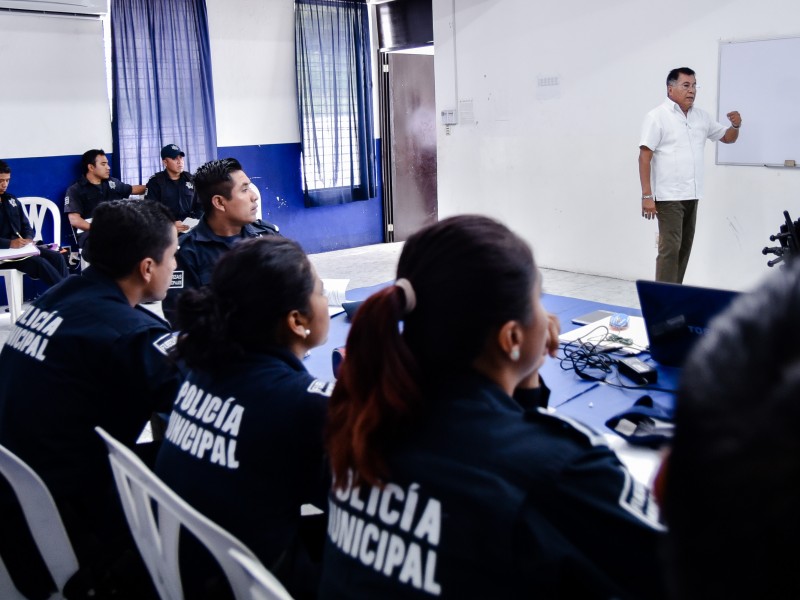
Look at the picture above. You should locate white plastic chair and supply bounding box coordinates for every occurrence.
[95,427,293,600]
[0,443,80,600]
[1,197,62,323]
[227,549,294,600]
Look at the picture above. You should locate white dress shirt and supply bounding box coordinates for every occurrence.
[640,97,727,201]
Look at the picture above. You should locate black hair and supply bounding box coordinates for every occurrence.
[80,149,106,175]
[663,263,800,598]
[173,236,316,370]
[193,157,243,213]
[83,200,176,278]
[666,67,695,87]
[397,214,536,373]
[328,214,538,485]
[0,160,10,175]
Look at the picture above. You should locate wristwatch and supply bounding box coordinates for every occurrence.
[642,194,654,200]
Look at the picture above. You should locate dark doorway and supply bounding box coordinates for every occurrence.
[379,50,438,242]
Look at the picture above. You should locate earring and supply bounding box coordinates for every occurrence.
[510,347,520,361]
[304,329,311,338]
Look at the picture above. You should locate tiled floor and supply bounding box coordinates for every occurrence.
[0,242,639,345]
[306,242,640,309]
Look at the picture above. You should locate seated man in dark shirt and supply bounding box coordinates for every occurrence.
[145,144,201,234]
[162,157,279,323]
[64,149,146,249]
[0,160,67,286]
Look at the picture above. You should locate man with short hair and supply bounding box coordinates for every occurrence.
[0,200,181,598]
[145,144,201,233]
[639,67,742,283]
[0,159,67,286]
[162,157,280,322]
[64,149,147,248]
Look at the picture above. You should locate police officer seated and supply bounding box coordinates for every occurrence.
[146,144,202,234]
[64,149,147,250]
[156,236,332,600]
[0,199,182,599]
[161,157,280,323]
[323,215,666,599]
[0,159,68,288]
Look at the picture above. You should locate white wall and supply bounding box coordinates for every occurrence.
[206,0,300,147]
[206,0,382,149]
[432,0,800,291]
[0,12,109,158]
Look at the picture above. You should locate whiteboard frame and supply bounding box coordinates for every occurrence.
[716,34,800,167]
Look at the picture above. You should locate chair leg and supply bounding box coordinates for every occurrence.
[4,270,24,324]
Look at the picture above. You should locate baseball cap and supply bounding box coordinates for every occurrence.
[161,144,185,159]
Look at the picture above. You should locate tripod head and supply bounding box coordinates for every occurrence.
[763,210,800,267]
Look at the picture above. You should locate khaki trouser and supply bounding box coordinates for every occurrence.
[655,199,698,284]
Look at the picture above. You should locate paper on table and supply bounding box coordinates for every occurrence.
[558,316,649,354]
[322,278,349,316]
[0,244,40,261]
[182,217,200,230]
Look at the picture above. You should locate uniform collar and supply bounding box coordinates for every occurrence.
[82,267,172,325]
[433,368,522,414]
[193,217,257,243]
[78,175,107,188]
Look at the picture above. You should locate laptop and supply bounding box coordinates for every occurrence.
[636,280,739,367]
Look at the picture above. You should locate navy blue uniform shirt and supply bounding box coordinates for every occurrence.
[162,216,280,322]
[0,192,33,247]
[156,347,332,569]
[320,371,666,600]
[0,268,181,499]
[64,175,134,221]
[145,170,200,222]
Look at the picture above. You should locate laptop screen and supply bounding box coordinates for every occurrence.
[636,280,739,367]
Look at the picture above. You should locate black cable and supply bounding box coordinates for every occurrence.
[558,326,677,393]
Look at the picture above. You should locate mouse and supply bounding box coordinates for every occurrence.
[609,312,629,330]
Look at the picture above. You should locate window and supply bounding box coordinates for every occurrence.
[110,0,217,184]
[295,0,377,207]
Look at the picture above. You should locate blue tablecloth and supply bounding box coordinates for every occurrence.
[304,284,679,438]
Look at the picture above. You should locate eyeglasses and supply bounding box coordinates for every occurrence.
[671,83,699,90]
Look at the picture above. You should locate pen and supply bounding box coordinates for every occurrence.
[551,382,600,408]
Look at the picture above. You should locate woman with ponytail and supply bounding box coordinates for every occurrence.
[321,215,665,599]
[155,236,331,599]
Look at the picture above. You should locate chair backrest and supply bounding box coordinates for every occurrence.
[228,549,294,600]
[94,427,292,600]
[0,443,80,600]
[18,197,62,246]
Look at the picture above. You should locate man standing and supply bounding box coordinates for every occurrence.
[162,158,280,322]
[64,149,147,248]
[639,67,742,283]
[0,200,181,597]
[0,160,67,286]
[146,144,201,233]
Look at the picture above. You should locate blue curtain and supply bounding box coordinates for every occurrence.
[295,0,376,207]
[111,0,217,184]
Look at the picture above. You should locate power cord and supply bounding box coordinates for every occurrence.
[558,326,677,393]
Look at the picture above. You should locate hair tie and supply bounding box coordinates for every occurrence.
[395,278,416,314]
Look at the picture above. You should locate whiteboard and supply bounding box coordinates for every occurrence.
[717,36,800,166]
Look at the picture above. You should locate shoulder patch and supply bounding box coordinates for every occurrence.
[307,379,335,397]
[153,332,178,356]
[532,408,609,448]
[170,271,184,289]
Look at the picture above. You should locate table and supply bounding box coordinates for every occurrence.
[304,284,676,484]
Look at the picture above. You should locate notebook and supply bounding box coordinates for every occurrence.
[635,280,739,367]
